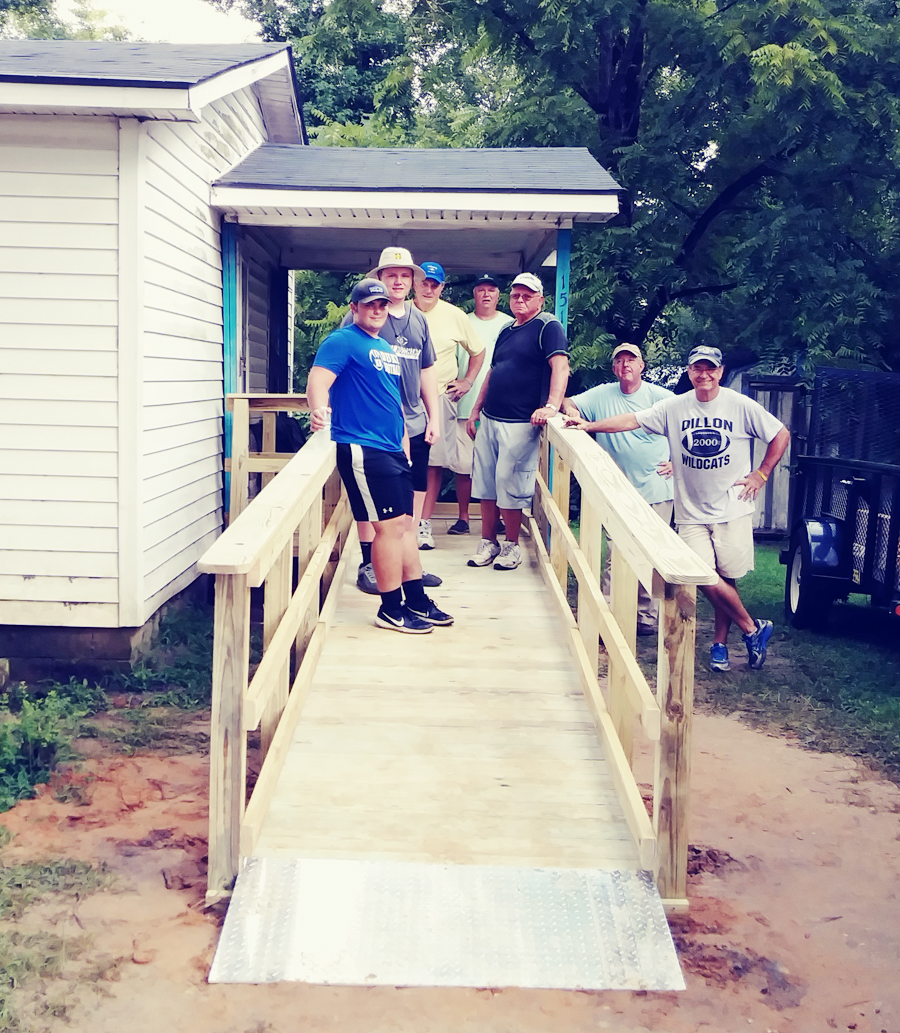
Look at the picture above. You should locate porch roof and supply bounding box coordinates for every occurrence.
[213,145,622,274]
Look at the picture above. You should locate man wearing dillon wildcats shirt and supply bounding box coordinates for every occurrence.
[565,345,790,672]
[307,278,453,635]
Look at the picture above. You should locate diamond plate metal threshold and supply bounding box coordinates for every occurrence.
[209,857,685,991]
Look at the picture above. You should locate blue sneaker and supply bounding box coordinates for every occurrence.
[743,619,774,670]
[709,642,730,671]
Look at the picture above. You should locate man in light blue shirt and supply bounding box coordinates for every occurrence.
[562,343,674,634]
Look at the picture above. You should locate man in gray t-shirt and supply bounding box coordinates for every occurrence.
[566,345,790,672]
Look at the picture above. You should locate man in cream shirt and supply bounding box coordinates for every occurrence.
[413,261,485,550]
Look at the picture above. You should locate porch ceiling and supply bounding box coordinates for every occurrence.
[212,145,622,274]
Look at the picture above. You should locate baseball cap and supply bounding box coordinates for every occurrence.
[686,345,723,367]
[473,274,500,289]
[510,272,543,294]
[611,343,642,361]
[350,278,390,305]
[420,261,445,284]
[368,246,426,282]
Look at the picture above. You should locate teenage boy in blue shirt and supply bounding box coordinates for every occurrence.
[306,279,453,634]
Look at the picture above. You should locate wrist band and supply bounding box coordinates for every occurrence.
[756,469,768,482]
[461,378,471,387]
[545,403,558,412]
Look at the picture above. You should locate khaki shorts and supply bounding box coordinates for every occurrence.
[427,392,459,469]
[450,419,475,475]
[677,516,755,580]
[472,416,541,511]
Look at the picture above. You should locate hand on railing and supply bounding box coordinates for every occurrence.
[564,414,591,432]
[310,406,332,432]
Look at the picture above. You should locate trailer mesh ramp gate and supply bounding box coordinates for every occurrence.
[209,857,684,990]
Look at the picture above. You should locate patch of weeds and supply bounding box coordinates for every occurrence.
[0,857,111,921]
[79,708,209,756]
[0,841,113,1031]
[0,690,91,812]
[112,600,215,707]
[0,929,91,1031]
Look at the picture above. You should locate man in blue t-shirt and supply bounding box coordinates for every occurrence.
[562,343,674,635]
[306,279,453,634]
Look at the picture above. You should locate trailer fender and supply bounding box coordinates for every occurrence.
[801,518,848,577]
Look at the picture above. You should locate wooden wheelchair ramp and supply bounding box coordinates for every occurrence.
[209,526,685,990]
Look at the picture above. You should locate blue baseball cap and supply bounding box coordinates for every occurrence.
[350,278,389,305]
[420,261,446,284]
[687,345,723,367]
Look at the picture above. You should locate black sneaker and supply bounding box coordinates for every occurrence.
[447,519,470,535]
[406,596,455,626]
[422,570,443,587]
[374,605,433,634]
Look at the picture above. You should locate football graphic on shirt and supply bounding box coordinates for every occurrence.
[681,427,730,457]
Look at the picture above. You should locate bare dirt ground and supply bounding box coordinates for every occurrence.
[2,709,900,1033]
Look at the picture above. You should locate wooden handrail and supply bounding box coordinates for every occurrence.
[201,417,351,902]
[535,416,716,906]
[200,430,334,585]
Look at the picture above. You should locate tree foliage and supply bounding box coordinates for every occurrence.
[220,0,900,382]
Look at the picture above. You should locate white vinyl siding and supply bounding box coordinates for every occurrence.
[139,87,269,620]
[0,114,119,627]
[242,227,279,393]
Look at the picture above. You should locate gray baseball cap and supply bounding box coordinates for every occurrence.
[686,345,723,367]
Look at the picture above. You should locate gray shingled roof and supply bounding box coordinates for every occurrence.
[216,145,621,194]
[0,41,289,89]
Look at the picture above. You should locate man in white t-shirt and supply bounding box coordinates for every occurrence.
[565,345,790,671]
[448,274,513,535]
[413,261,484,550]
[562,343,674,635]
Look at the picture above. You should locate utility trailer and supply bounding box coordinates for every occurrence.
[781,368,900,629]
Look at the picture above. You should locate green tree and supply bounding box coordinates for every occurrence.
[1,0,128,38]
[211,0,415,136]
[406,0,900,376]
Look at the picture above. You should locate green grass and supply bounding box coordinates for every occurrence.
[690,542,900,781]
[0,842,113,1030]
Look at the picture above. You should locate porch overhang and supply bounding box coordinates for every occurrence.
[211,145,622,274]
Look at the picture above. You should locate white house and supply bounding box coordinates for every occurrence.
[0,42,304,671]
[0,41,622,677]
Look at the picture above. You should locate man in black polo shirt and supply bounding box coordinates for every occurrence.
[465,273,569,570]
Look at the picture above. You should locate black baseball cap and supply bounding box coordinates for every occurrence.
[473,274,501,289]
[350,278,390,305]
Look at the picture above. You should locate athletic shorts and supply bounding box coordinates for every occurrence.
[336,443,414,523]
[427,392,459,469]
[449,418,474,476]
[472,416,541,511]
[408,431,430,493]
[677,516,755,580]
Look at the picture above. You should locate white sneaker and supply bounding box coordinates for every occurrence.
[493,541,522,570]
[467,538,501,567]
[417,519,434,550]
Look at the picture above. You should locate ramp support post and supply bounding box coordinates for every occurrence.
[655,582,696,900]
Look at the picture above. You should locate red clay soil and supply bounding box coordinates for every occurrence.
[2,711,899,1033]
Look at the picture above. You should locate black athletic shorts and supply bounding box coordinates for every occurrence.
[408,431,430,492]
[336,443,414,523]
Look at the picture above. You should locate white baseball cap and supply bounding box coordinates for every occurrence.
[510,272,544,294]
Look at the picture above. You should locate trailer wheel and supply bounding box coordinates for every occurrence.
[784,536,832,629]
